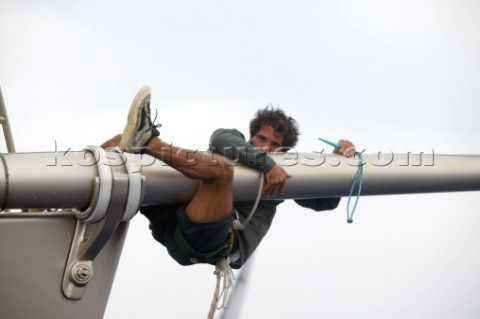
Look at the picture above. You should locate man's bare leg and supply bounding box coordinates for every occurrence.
[101,134,234,223]
[146,137,234,223]
[100,134,122,149]
[117,86,234,224]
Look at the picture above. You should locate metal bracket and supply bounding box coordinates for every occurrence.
[120,150,143,222]
[62,146,142,300]
[62,171,128,299]
[72,146,113,223]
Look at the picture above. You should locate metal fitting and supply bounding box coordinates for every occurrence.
[72,264,93,285]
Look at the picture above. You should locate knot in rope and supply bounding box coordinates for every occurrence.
[208,257,235,319]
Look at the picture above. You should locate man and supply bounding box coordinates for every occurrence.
[101,86,355,269]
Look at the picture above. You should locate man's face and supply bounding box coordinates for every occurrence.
[251,124,285,153]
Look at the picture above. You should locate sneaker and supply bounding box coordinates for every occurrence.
[120,85,160,154]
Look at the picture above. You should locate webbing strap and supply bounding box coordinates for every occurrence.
[174,226,229,262]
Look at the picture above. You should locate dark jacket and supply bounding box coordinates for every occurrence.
[209,128,340,268]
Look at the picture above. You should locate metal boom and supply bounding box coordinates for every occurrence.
[0,147,479,319]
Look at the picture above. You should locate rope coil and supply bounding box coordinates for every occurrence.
[346,152,364,223]
[318,138,364,223]
[207,257,235,319]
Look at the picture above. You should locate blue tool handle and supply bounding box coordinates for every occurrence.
[318,137,341,149]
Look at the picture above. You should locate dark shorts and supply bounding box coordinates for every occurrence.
[140,205,237,266]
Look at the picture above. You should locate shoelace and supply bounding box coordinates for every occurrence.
[143,108,162,134]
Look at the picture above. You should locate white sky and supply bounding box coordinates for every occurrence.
[1,1,479,318]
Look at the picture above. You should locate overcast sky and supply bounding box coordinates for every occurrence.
[1,1,479,318]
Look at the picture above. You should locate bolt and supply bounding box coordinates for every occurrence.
[73,264,93,284]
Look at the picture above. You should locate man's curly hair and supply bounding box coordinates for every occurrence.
[249,105,300,149]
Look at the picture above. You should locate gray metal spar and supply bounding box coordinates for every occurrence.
[1,147,480,319]
[0,151,97,210]
[0,149,479,211]
[143,152,480,202]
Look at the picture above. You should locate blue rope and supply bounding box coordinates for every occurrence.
[346,152,364,223]
[318,138,364,223]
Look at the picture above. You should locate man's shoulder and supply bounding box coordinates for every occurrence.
[209,128,247,144]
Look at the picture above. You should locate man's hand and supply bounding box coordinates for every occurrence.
[263,164,291,197]
[333,139,356,157]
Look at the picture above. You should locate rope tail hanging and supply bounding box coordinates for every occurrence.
[346,151,364,223]
[318,138,364,223]
[207,257,235,319]
[207,171,265,319]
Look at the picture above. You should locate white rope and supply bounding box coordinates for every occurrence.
[232,172,264,230]
[207,171,264,318]
[207,257,235,319]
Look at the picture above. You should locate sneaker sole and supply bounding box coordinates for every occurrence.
[120,85,151,152]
